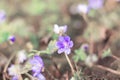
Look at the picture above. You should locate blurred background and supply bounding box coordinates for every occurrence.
[0,0,120,80]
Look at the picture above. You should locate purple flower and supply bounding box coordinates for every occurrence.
[88,0,104,9]
[30,55,44,77]
[56,36,73,55]
[12,76,18,80]
[0,10,6,23]
[8,35,16,43]
[81,44,89,51]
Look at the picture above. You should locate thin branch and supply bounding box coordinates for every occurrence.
[94,64,120,76]
[111,54,120,61]
[3,52,16,80]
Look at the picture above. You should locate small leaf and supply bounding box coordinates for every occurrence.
[74,48,87,62]
[102,48,111,58]
[46,40,57,54]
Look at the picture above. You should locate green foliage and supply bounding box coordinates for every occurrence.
[29,34,39,49]
[0,31,9,43]
[24,0,46,15]
[88,9,96,17]
[74,48,87,62]
[9,18,30,37]
[24,0,58,15]
[46,40,57,54]
[0,24,10,43]
[102,48,111,58]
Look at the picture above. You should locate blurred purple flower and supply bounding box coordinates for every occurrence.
[88,0,104,9]
[30,55,44,77]
[56,36,73,55]
[12,76,18,80]
[0,10,6,23]
[81,44,89,51]
[36,73,46,80]
[8,35,16,43]
[77,4,89,14]
[8,65,19,80]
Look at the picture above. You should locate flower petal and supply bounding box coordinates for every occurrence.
[64,36,70,42]
[65,48,71,55]
[37,73,46,80]
[58,48,64,54]
[69,41,73,48]
[54,24,60,34]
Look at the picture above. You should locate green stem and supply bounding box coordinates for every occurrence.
[30,50,48,55]
[64,53,75,75]
[37,50,48,55]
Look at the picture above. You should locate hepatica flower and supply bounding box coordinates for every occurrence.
[54,24,67,34]
[30,55,45,79]
[88,0,104,9]
[8,35,16,43]
[56,36,73,55]
[81,44,89,51]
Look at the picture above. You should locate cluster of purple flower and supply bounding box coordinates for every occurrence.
[77,0,104,14]
[7,24,73,80]
[8,55,45,80]
[54,24,74,55]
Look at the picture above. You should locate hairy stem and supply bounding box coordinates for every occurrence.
[64,53,75,75]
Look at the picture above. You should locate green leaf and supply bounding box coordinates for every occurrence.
[29,34,39,49]
[74,48,87,62]
[102,48,111,58]
[0,32,10,43]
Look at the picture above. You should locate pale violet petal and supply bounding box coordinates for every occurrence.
[58,48,64,54]
[37,73,46,80]
[65,48,71,55]
[69,41,73,48]
[54,24,60,34]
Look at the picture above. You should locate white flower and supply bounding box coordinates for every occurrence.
[8,65,19,76]
[17,50,27,63]
[85,54,98,67]
[77,4,88,14]
[54,24,67,34]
